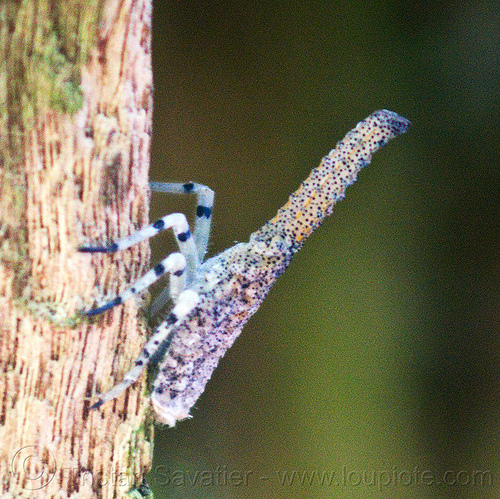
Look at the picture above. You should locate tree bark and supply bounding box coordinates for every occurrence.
[0,1,154,497]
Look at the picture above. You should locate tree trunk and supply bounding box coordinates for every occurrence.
[0,1,154,497]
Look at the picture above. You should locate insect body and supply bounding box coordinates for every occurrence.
[80,110,410,426]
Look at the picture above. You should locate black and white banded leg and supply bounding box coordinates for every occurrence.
[148,182,214,315]
[149,182,214,262]
[82,253,187,317]
[80,211,199,277]
[91,289,200,410]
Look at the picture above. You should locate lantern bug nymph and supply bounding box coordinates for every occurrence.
[80,110,410,426]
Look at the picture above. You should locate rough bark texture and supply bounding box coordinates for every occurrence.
[0,1,154,497]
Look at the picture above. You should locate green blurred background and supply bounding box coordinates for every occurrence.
[146,1,500,498]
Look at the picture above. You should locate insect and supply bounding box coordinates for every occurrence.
[80,110,410,426]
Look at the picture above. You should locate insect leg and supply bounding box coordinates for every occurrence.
[91,289,200,409]
[83,253,187,317]
[150,182,214,262]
